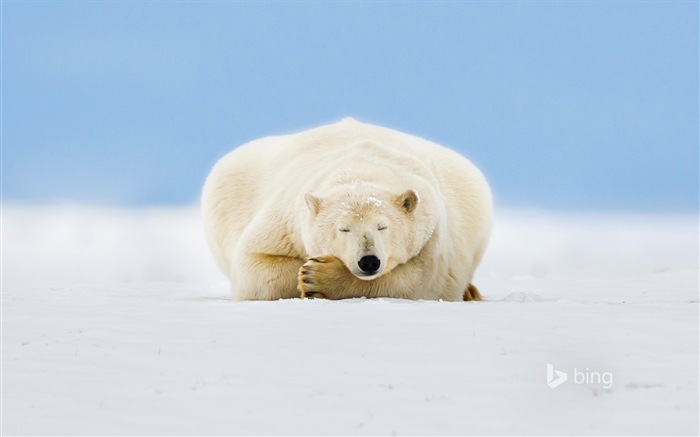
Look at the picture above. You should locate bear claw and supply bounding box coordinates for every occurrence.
[298,255,343,299]
[302,291,326,299]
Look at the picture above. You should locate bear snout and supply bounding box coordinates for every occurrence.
[362,233,375,250]
[358,255,381,274]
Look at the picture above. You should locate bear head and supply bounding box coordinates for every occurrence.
[302,181,428,280]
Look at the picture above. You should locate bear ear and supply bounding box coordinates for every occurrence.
[396,189,419,214]
[305,193,322,216]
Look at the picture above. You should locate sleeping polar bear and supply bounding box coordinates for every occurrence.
[201,118,492,301]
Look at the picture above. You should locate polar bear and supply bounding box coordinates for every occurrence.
[201,118,492,301]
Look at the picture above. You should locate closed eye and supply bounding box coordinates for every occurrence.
[378,224,387,231]
[339,228,350,233]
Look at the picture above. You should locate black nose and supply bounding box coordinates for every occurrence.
[358,255,381,274]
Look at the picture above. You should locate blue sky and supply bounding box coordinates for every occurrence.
[3,1,698,211]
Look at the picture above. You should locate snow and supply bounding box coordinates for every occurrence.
[2,204,698,435]
[365,196,384,207]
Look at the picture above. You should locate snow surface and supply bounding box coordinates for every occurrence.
[2,205,698,435]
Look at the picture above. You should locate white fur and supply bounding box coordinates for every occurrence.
[201,118,492,301]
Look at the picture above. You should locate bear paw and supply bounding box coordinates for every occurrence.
[298,255,346,299]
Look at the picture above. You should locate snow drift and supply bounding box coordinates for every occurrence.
[2,205,698,435]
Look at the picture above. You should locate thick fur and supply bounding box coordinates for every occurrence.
[201,118,492,301]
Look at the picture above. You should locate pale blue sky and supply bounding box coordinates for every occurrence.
[3,1,698,211]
